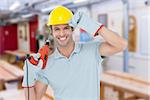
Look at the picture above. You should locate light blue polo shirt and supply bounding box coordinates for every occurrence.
[37,41,103,100]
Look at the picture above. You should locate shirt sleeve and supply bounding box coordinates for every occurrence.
[36,69,49,85]
[94,41,104,62]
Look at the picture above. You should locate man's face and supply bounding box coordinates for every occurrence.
[51,24,74,47]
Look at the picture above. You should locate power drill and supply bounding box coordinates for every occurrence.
[26,38,53,69]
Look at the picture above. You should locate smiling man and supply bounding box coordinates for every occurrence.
[22,6,127,100]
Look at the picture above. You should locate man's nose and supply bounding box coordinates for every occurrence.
[59,30,65,36]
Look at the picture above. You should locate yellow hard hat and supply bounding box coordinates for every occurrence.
[47,6,73,26]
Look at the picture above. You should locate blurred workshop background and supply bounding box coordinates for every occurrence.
[0,0,149,100]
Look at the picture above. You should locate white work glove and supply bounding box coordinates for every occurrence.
[22,54,43,88]
[69,11,104,36]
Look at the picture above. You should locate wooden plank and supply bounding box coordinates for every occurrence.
[101,74,150,97]
[5,50,30,58]
[105,70,150,85]
[101,71,150,98]
[0,60,23,78]
[100,82,104,100]
[0,60,23,82]
[118,90,125,100]
[0,67,17,82]
[0,80,5,90]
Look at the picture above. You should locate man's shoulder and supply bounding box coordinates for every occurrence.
[78,40,100,49]
[48,52,55,60]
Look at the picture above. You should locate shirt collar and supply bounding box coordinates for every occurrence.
[54,43,81,59]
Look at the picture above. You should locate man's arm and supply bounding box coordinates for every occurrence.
[69,11,127,56]
[35,81,48,100]
[24,87,36,100]
[24,81,48,100]
[98,26,127,56]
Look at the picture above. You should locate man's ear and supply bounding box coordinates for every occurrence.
[49,26,54,36]
[71,27,74,31]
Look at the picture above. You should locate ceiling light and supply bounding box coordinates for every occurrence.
[21,13,34,18]
[73,0,87,4]
[9,1,21,11]
[41,5,61,13]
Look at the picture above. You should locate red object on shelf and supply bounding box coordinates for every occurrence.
[29,16,38,53]
[0,24,18,54]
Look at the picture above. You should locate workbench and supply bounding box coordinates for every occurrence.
[100,71,150,100]
[4,50,31,68]
[5,50,30,59]
[0,89,54,100]
[0,60,23,90]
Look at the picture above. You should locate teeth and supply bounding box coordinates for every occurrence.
[59,37,66,41]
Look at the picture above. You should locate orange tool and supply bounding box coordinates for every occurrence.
[27,40,51,69]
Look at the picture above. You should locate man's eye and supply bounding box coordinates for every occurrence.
[54,28,59,31]
[64,27,70,30]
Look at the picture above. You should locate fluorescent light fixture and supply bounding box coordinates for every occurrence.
[9,1,21,11]
[73,0,87,3]
[41,5,61,13]
[21,13,34,18]
[9,18,20,23]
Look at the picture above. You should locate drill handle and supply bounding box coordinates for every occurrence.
[26,53,41,66]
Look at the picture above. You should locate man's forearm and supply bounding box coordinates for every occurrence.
[24,87,36,100]
[98,26,127,50]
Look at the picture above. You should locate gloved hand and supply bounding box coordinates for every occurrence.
[69,11,104,36]
[22,54,43,88]
[28,45,50,69]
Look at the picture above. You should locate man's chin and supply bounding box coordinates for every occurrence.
[57,42,68,47]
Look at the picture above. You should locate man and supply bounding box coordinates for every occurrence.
[22,6,127,100]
